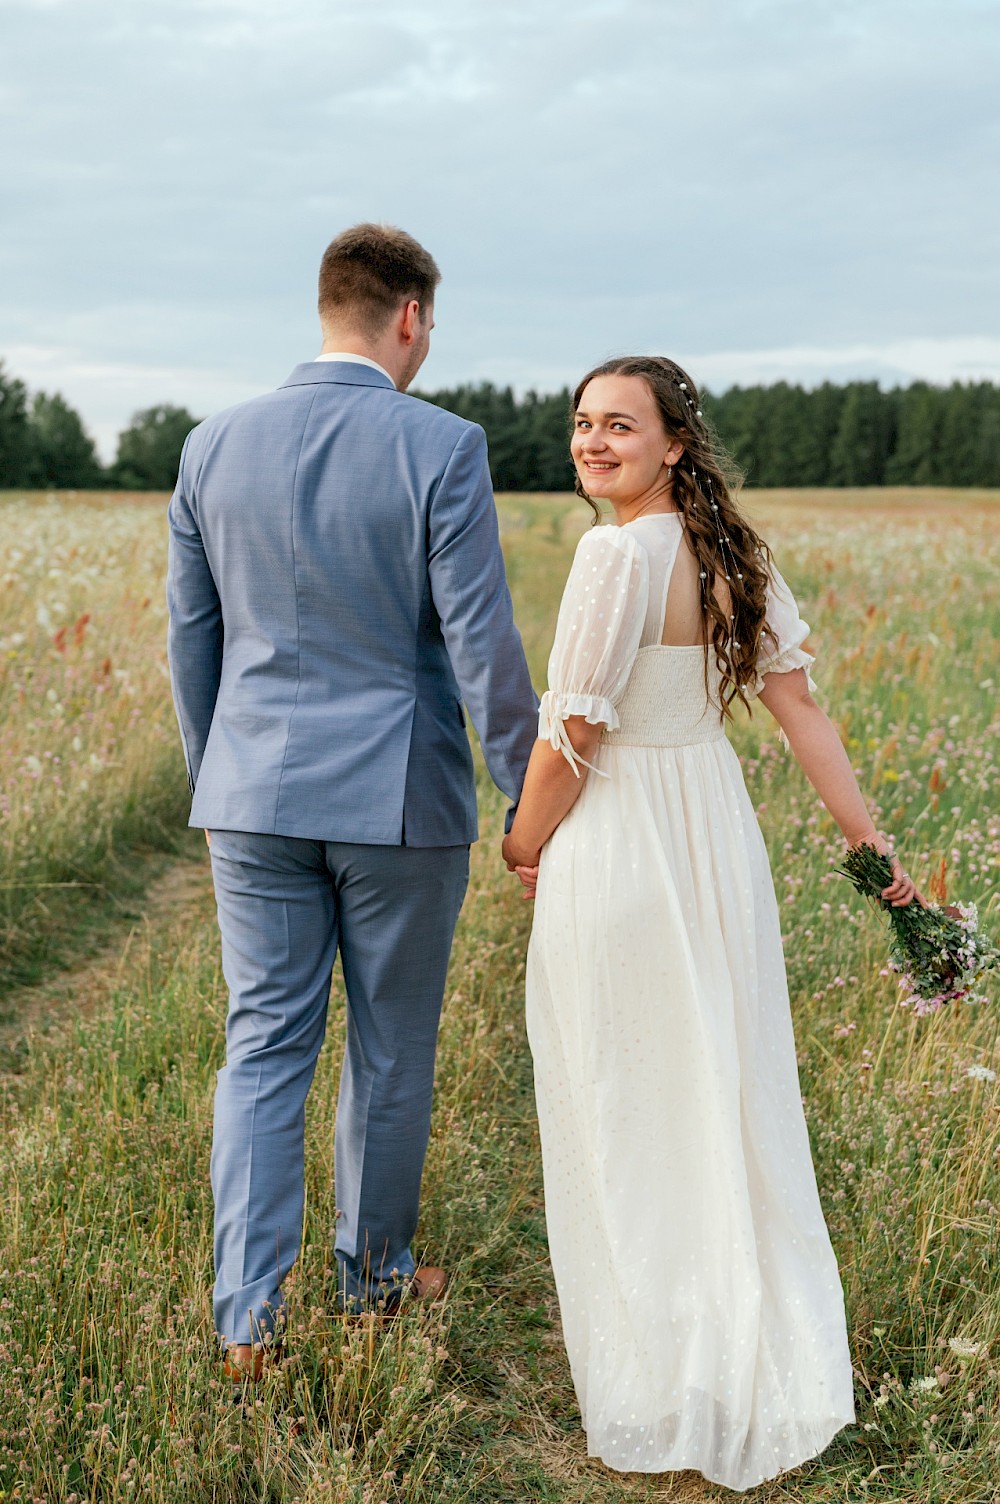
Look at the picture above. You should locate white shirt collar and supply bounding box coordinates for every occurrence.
[314,352,395,387]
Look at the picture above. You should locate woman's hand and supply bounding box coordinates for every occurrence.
[881,858,924,907]
[860,834,927,908]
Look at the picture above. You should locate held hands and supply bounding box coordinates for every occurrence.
[502,832,540,901]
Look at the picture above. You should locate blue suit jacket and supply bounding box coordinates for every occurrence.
[166,360,538,845]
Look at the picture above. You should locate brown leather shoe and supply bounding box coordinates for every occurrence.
[409,1266,448,1304]
[384,1264,448,1317]
[348,1265,449,1323]
[222,1342,281,1383]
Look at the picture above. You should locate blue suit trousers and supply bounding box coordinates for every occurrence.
[208,830,469,1343]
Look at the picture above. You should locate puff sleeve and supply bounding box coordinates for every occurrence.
[538,526,649,774]
[749,562,817,698]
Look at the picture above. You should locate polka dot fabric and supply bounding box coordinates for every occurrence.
[526,515,855,1490]
[538,525,650,774]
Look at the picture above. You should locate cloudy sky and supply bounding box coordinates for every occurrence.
[3,0,999,457]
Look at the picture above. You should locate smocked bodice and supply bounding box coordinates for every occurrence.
[537,514,816,773]
[601,645,726,748]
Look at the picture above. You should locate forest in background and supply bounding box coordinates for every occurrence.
[3,357,1000,492]
[418,377,1000,490]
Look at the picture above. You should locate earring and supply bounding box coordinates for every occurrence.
[665,464,674,481]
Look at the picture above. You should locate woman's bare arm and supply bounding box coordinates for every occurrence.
[501,716,604,872]
[756,667,923,906]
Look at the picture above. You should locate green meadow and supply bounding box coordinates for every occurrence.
[0,487,997,1503]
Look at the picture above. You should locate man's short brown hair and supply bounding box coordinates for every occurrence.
[318,224,440,338]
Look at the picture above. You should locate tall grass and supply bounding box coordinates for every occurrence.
[0,488,997,1502]
[0,492,188,988]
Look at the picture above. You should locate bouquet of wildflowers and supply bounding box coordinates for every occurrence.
[839,843,1000,1016]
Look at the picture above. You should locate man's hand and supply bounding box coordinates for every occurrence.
[502,832,539,871]
[502,832,540,900]
[502,830,541,896]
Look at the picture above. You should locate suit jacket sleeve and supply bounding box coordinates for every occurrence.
[165,433,223,794]
[427,423,539,807]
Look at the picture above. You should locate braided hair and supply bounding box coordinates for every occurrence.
[572,355,775,718]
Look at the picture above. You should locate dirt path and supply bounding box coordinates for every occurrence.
[0,850,214,1074]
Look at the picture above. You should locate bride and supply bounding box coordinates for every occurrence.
[501,356,922,1491]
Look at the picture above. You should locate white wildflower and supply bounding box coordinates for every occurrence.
[948,1338,981,1360]
[910,1376,939,1394]
[965,1065,996,1082]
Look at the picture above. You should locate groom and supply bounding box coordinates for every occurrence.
[166,223,538,1375]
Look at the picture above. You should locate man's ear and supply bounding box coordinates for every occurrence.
[399,299,422,344]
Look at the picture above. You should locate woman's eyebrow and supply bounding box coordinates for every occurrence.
[576,410,639,422]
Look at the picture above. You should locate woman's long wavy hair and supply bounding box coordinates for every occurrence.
[572,355,774,718]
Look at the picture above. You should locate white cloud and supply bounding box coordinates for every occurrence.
[5,343,264,461]
[1,0,998,442]
[431,333,1000,400]
[683,337,1000,393]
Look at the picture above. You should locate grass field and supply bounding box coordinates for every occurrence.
[0,487,998,1503]
[0,492,190,994]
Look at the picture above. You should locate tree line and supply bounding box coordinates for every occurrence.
[419,377,1000,490]
[0,361,198,490]
[3,357,1000,492]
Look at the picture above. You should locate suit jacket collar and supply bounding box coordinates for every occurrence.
[281,361,396,392]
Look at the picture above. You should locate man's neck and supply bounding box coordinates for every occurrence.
[320,333,401,385]
[315,350,395,385]
[319,335,378,360]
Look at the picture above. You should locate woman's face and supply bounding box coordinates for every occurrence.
[571,374,684,504]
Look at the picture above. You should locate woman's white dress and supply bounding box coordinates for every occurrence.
[526,514,855,1492]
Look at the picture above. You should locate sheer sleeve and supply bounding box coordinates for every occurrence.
[749,562,817,698]
[538,526,649,774]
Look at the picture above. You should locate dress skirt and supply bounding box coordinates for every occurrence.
[525,729,856,1491]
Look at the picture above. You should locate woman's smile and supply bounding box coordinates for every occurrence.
[571,373,684,515]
